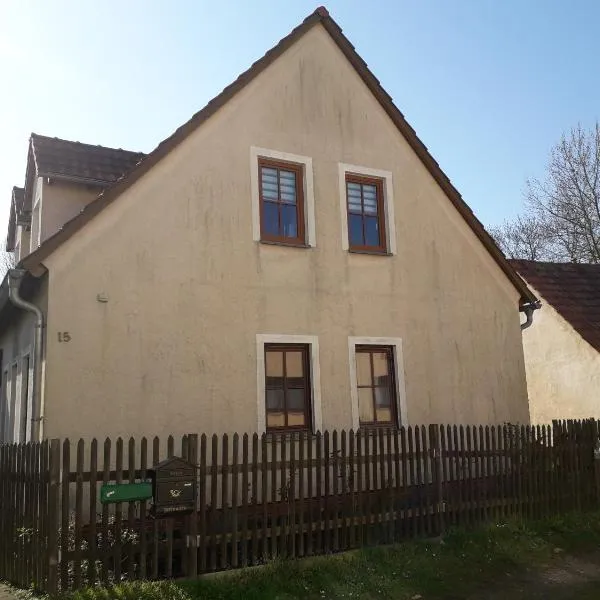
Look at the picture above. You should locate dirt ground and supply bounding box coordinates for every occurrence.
[469,553,600,599]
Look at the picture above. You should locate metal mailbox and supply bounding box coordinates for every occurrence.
[149,456,197,517]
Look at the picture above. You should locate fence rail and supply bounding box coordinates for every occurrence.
[0,420,598,593]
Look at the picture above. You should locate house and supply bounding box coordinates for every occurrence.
[510,260,600,424]
[0,7,538,442]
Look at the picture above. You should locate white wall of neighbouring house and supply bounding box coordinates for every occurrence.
[522,287,600,424]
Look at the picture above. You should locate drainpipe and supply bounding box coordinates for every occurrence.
[520,300,541,331]
[8,269,44,441]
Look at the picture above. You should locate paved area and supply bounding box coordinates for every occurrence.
[0,584,17,600]
[469,554,600,600]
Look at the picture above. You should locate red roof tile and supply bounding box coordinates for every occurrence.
[510,260,600,352]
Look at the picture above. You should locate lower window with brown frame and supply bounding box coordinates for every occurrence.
[355,345,397,426]
[265,344,311,431]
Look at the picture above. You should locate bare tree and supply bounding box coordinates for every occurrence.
[0,242,15,280]
[488,214,550,260]
[491,122,600,263]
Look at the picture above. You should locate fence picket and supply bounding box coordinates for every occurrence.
[139,438,148,580]
[298,431,306,557]
[199,434,208,573]
[220,434,229,570]
[332,430,339,552]
[249,433,258,565]
[151,437,160,579]
[241,433,249,568]
[209,435,218,571]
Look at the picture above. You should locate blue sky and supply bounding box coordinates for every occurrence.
[1,0,598,237]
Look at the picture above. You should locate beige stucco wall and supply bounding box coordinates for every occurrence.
[40,24,528,440]
[39,180,100,245]
[522,285,600,424]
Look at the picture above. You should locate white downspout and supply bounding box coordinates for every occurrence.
[7,269,45,441]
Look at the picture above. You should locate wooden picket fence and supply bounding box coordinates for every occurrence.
[0,420,599,594]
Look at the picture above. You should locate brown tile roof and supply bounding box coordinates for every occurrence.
[511,260,600,352]
[21,6,536,304]
[30,133,146,186]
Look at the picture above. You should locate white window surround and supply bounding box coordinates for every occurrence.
[256,334,322,434]
[338,163,396,254]
[348,337,407,430]
[250,147,316,246]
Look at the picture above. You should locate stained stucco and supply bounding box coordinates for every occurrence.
[29,24,529,439]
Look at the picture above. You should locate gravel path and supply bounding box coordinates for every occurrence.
[0,585,17,600]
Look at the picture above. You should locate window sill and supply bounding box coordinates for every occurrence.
[348,248,393,257]
[260,240,311,249]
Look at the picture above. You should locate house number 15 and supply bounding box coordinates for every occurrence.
[57,332,72,343]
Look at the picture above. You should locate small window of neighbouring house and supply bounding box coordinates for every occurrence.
[346,175,386,252]
[259,159,305,245]
[355,345,397,426]
[264,344,311,430]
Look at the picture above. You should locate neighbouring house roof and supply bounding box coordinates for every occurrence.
[19,6,537,305]
[511,260,600,352]
[6,187,25,252]
[30,133,146,187]
[12,186,24,208]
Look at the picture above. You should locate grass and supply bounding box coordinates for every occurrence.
[61,511,600,600]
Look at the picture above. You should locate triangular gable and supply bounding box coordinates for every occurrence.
[21,6,536,305]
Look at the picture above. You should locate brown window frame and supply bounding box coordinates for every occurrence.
[356,345,398,427]
[345,174,387,253]
[258,158,306,246]
[264,343,312,432]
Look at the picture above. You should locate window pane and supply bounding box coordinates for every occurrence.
[267,412,285,428]
[263,201,279,236]
[347,182,362,213]
[364,216,380,247]
[266,389,284,410]
[376,407,392,423]
[356,352,372,386]
[358,388,374,423]
[266,350,284,377]
[261,168,279,200]
[281,204,297,238]
[279,170,297,204]
[288,412,306,427]
[286,351,304,378]
[287,388,306,411]
[362,185,378,215]
[372,352,390,378]
[348,214,363,247]
[374,386,391,408]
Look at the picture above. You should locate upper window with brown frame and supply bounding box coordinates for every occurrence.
[355,345,397,426]
[259,158,305,245]
[265,343,311,431]
[346,174,386,252]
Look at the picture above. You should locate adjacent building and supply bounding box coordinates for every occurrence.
[511,260,600,424]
